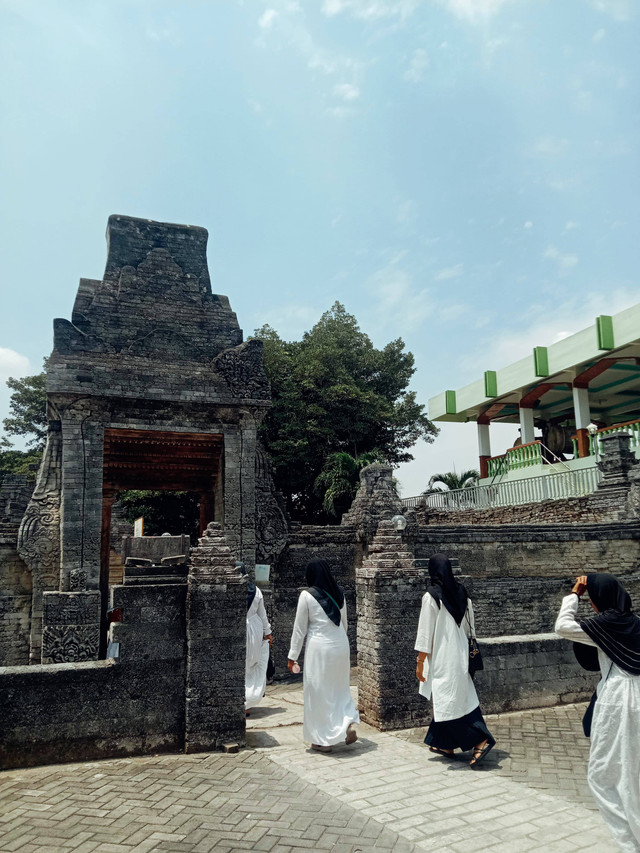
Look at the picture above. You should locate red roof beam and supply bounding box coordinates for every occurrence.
[573,358,624,389]
[519,383,557,409]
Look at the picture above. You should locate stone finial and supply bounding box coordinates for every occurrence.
[597,432,638,486]
[341,463,402,545]
[189,522,244,581]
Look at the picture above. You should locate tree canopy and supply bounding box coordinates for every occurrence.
[255,302,437,520]
[0,362,48,485]
[426,470,480,493]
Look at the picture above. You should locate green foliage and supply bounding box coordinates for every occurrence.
[255,302,437,521]
[2,362,48,449]
[117,490,201,543]
[426,469,480,492]
[314,450,383,517]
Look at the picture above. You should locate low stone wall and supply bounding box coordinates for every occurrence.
[0,582,187,769]
[272,524,361,670]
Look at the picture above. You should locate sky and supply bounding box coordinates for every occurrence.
[1,0,639,496]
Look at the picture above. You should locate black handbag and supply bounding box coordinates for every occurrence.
[466,613,484,675]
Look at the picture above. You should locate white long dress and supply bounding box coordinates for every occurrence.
[415,592,478,722]
[287,590,360,746]
[245,586,271,710]
[556,594,640,853]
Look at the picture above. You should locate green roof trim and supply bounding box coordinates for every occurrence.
[533,346,549,377]
[484,370,498,397]
[445,390,457,414]
[597,315,615,350]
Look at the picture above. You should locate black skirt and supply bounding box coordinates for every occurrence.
[424,705,494,752]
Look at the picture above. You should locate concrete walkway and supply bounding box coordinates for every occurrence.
[0,678,617,853]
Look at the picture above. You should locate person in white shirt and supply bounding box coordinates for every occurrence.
[287,558,359,753]
[415,553,495,768]
[239,562,272,714]
[555,573,640,853]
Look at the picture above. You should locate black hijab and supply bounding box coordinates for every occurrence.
[578,573,640,676]
[305,558,344,626]
[237,561,256,610]
[426,553,468,626]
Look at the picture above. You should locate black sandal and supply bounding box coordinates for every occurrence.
[429,746,455,758]
[470,741,494,768]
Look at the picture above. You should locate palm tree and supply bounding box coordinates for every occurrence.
[425,469,480,493]
[314,450,384,517]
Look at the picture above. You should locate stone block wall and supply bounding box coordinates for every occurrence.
[0,580,187,769]
[0,474,35,666]
[475,634,599,715]
[272,524,360,670]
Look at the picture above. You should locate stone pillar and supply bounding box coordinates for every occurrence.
[59,405,104,592]
[477,422,491,479]
[356,519,429,730]
[591,432,639,521]
[572,386,592,458]
[519,406,535,446]
[41,590,101,664]
[185,522,246,753]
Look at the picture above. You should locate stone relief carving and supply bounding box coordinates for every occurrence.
[341,463,402,546]
[214,339,270,400]
[17,419,62,593]
[41,625,99,664]
[255,445,288,565]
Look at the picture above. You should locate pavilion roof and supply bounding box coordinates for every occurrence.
[428,303,640,425]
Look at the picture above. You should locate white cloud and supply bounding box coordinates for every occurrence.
[369,263,433,332]
[534,136,569,157]
[434,263,464,281]
[322,0,418,20]
[438,0,511,24]
[589,0,632,22]
[333,82,360,100]
[544,245,578,274]
[0,348,31,383]
[258,9,278,28]
[593,27,606,42]
[397,199,418,223]
[524,221,533,229]
[404,48,429,83]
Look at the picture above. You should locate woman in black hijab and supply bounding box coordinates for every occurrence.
[415,554,495,768]
[555,573,640,851]
[287,558,359,753]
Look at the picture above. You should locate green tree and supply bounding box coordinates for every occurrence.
[117,490,201,543]
[314,450,383,517]
[2,365,48,449]
[255,302,437,521]
[426,469,480,492]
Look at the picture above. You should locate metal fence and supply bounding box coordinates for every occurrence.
[402,465,603,511]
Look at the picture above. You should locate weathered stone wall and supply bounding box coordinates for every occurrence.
[414,525,640,636]
[0,581,187,769]
[0,475,35,666]
[185,522,246,753]
[271,524,361,670]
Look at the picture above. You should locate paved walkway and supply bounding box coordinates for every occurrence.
[0,678,617,853]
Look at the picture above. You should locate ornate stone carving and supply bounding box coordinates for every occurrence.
[255,446,288,565]
[42,625,99,664]
[69,570,88,591]
[214,339,270,400]
[18,421,62,592]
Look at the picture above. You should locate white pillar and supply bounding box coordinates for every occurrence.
[519,407,535,445]
[572,386,591,429]
[477,422,491,457]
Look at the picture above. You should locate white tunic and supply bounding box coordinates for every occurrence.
[415,592,479,722]
[556,594,640,853]
[288,590,360,746]
[245,586,271,710]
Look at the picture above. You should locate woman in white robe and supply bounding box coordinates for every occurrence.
[415,554,495,767]
[241,562,272,712]
[287,559,360,753]
[555,573,640,853]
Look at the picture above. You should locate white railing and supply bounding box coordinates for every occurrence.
[402,465,603,511]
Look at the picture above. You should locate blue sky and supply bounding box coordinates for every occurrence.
[1,0,638,495]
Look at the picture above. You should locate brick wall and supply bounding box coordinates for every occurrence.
[0,475,35,666]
